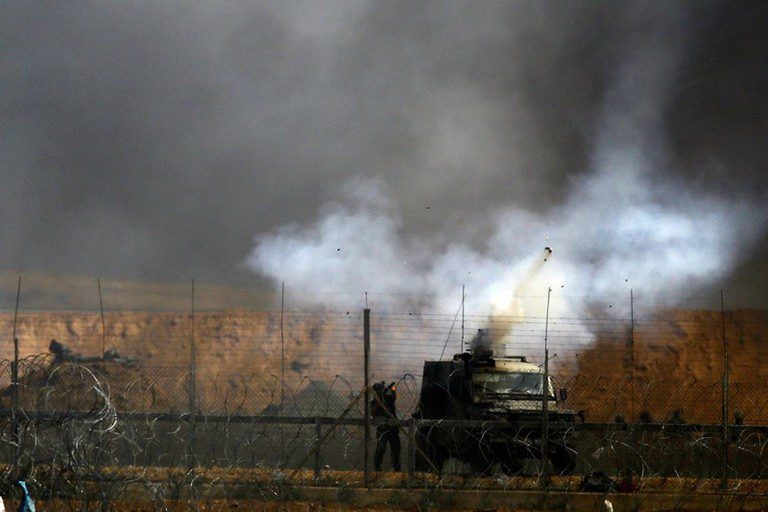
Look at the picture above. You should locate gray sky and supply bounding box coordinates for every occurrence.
[2,1,768,308]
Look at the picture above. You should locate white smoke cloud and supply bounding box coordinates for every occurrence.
[247,163,765,312]
[246,4,768,352]
[249,179,429,307]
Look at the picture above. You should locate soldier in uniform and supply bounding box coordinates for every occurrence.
[371,381,401,471]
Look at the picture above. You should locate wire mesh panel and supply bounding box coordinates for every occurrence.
[0,297,768,507]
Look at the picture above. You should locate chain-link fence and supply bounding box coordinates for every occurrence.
[1,279,768,508]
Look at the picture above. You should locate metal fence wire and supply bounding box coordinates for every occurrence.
[0,303,767,507]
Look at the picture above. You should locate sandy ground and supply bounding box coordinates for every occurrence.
[2,307,768,423]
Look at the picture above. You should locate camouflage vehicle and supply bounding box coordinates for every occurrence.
[413,342,577,475]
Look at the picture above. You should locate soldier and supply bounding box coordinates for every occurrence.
[49,339,74,364]
[371,381,401,471]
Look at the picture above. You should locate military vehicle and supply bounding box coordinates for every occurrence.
[413,332,577,475]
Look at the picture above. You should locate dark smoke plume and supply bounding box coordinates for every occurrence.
[2,2,768,310]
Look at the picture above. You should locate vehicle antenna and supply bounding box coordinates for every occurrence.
[439,298,463,361]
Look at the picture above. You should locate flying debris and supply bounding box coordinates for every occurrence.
[544,246,553,261]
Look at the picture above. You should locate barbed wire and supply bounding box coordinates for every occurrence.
[0,298,767,508]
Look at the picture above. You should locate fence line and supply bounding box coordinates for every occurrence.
[1,297,768,506]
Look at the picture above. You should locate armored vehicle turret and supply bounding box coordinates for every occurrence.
[413,340,577,475]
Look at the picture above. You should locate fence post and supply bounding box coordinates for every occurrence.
[187,279,197,470]
[407,419,415,486]
[314,418,322,479]
[540,288,551,488]
[627,289,637,480]
[98,278,107,357]
[11,276,21,462]
[720,291,729,489]
[12,337,19,458]
[541,347,550,487]
[363,308,371,486]
[629,289,634,423]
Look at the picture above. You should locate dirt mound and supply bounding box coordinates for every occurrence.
[261,379,359,418]
[568,309,768,423]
